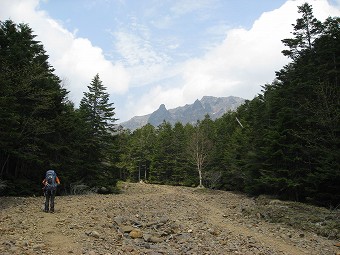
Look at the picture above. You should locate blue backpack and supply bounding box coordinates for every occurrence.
[45,170,57,191]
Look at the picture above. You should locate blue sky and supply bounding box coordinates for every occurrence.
[1,0,339,122]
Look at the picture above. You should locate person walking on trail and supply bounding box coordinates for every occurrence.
[42,170,60,213]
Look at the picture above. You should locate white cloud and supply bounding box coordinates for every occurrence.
[179,0,340,101]
[0,0,130,105]
[54,36,130,101]
[109,14,177,89]
[114,31,169,66]
[1,0,339,122]
[126,0,340,119]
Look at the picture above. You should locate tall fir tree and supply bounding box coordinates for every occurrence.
[126,124,155,182]
[251,4,339,204]
[149,121,175,183]
[79,74,118,189]
[80,74,117,137]
[0,20,69,195]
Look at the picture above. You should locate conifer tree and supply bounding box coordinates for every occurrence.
[0,20,68,194]
[80,74,117,137]
[150,121,175,183]
[126,124,155,182]
[281,3,322,59]
[251,4,339,204]
[79,74,118,188]
[171,122,190,184]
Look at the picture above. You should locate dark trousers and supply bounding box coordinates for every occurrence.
[44,189,56,212]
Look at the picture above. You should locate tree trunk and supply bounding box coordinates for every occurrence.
[1,154,10,177]
[198,167,203,187]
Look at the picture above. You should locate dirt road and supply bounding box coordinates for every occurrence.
[0,182,339,254]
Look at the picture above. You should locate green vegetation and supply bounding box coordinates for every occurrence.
[0,20,118,195]
[0,4,339,207]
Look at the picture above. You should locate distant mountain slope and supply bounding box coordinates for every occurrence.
[120,96,245,130]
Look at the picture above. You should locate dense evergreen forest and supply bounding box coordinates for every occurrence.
[0,4,339,207]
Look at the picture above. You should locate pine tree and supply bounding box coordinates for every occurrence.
[80,74,117,137]
[171,122,190,185]
[150,121,175,183]
[126,124,155,182]
[251,4,339,204]
[79,74,118,188]
[0,20,69,194]
[281,3,322,59]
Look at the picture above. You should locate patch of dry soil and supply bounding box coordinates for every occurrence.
[0,182,339,255]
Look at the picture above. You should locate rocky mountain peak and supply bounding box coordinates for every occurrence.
[148,104,173,126]
[158,104,167,112]
[192,99,204,110]
[120,96,245,130]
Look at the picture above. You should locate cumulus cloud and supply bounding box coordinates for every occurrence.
[126,0,340,118]
[0,0,130,104]
[1,0,339,122]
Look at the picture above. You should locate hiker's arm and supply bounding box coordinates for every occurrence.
[42,179,47,191]
[56,176,60,185]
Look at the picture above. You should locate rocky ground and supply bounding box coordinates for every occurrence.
[0,182,339,255]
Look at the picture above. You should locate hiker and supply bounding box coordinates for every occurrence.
[42,170,60,213]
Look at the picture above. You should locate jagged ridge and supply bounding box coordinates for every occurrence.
[120,96,245,130]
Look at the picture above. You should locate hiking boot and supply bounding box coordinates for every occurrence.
[50,210,54,213]
[44,210,49,213]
